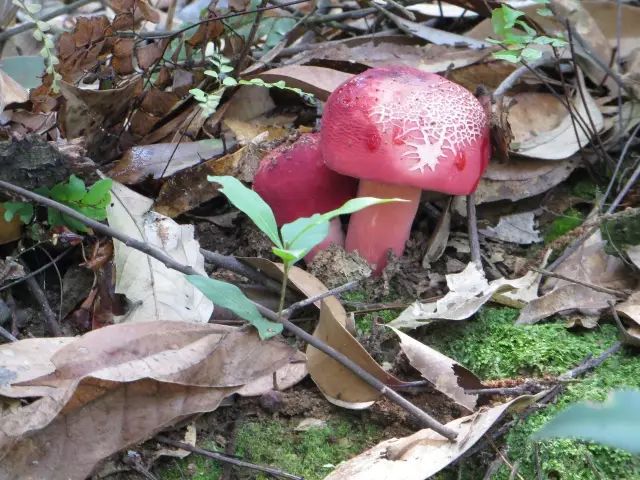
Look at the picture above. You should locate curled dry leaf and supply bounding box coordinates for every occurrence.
[0,68,28,114]
[107,181,213,324]
[242,258,402,408]
[508,79,604,160]
[390,262,536,329]
[107,138,225,184]
[325,394,540,480]
[479,211,542,245]
[0,321,299,480]
[391,327,483,411]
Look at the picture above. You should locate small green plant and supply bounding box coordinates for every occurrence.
[12,0,61,92]
[186,176,402,340]
[3,175,112,233]
[190,48,314,115]
[544,207,585,243]
[487,0,567,63]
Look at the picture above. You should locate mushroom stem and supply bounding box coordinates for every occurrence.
[345,180,421,275]
[304,218,344,263]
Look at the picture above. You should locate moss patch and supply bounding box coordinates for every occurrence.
[425,307,640,480]
[423,307,618,379]
[544,208,585,244]
[158,417,380,480]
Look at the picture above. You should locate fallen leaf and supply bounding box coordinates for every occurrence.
[255,65,353,101]
[390,262,535,329]
[242,258,402,408]
[479,211,542,244]
[516,283,615,325]
[0,68,28,114]
[0,204,22,245]
[325,395,539,480]
[107,181,213,323]
[509,76,604,160]
[0,321,298,479]
[391,327,483,411]
[107,139,225,184]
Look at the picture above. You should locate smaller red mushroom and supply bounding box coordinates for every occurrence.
[320,66,491,274]
[253,133,358,262]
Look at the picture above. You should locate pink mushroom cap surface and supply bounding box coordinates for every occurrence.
[253,133,358,262]
[320,66,490,273]
[253,133,357,225]
[320,66,490,195]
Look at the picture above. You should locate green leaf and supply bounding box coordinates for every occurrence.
[491,4,525,36]
[219,65,234,73]
[203,70,219,79]
[280,197,404,261]
[25,2,41,14]
[36,20,50,32]
[3,201,33,224]
[186,275,283,339]
[521,47,543,61]
[82,178,112,206]
[0,56,45,89]
[492,49,523,63]
[47,208,63,227]
[60,212,88,232]
[32,29,43,41]
[533,390,640,454]
[66,175,87,202]
[208,176,282,248]
[536,7,553,16]
[272,247,307,264]
[222,77,238,87]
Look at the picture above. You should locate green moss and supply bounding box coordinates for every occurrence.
[158,417,380,480]
[342,290,398,334]
[427,307,640,480]
[424,307,618,379]
[496,354,640,480]
[572,179,598,201]
[602,211,640,255]
[544,208,585,244]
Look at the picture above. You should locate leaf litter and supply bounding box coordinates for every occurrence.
[0,0,640,478]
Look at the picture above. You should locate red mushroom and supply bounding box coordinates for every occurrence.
[253,133,357,262]
[320,66,490,274]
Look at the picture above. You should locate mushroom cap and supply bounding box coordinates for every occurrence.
[253,133,358,225]
[320,66,491,195]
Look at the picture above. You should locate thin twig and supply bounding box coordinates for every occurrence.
[600,121,640,212]
[0,0,95,42]
[0,179,456,440]
[0,247,74,293]
[20,261,62,336]
[281,280,360,318]
[0,325,17,342]
[493,54,555,99]
[531,267,628,298]
[466,193,481,267]
[156,435,302,480]
[234,0,268,75]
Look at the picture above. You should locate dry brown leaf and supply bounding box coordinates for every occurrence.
[0,204,22,245]
[242,258,402,408]
[391,328,483,411]
[516,284,615,325]
[58,77,142,145]
[255,66,353,101]
[0,321,298,479]
[0,68,28,114]
[154,139,262,217]
[508,76,604,160]
[107,138,225,184]
[325,394,539,480]
[473,157,579,205]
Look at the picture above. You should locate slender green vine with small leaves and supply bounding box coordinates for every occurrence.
[190,47,314,115]
[12,0,62,92]
[488,0,567,63]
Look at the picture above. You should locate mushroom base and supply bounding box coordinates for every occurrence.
[345,180,421,275]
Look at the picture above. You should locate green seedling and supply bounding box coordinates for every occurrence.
[186,175,403,340]
[487,0,567,63]
[3,175,112,233]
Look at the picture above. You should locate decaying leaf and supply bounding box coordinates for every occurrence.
[0,321,299,480]
[480,211,542,244]
[107,138,225,184]
[391,327,483,411]
[508,78,604,160]
[107,181,213,323]
[0,68,28,114]
[255,65,353,101]
[242,258,402,408]
[390,262,536,329]
[325,395,540,480]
